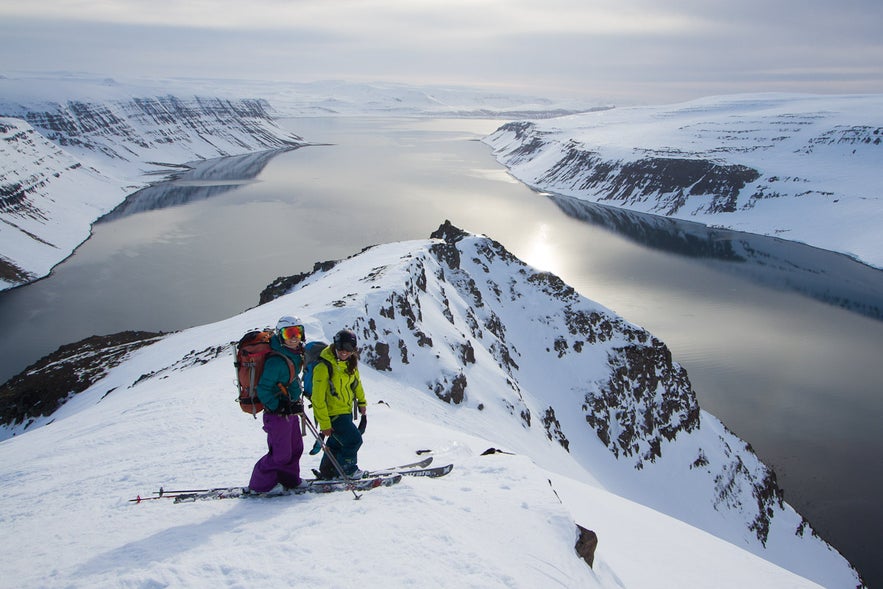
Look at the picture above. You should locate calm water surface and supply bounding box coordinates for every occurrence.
[1,117,881,585]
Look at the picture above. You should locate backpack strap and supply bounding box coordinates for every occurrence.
[269,351,297,396]
[316,357,338,398]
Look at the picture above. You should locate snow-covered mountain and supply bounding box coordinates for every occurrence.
[0,116,126,288]
[483,93,883,270]
[0,74,307,290]
[215,78,603,118]
[0,223,863,588]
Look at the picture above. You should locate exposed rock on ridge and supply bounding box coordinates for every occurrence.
[0,331,164,430]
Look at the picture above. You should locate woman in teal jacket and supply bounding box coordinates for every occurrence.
[311,329,367,479]
[248,316,306,493]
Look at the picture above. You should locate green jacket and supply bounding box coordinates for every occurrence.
[256,335,303,412]
[311,345,366,430]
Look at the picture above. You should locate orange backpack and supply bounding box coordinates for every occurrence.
[234,330,295,417]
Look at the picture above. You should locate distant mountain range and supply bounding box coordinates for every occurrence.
[483,93,883,270]
[0,73,598,291]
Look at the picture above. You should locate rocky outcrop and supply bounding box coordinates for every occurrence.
[585,339,700,467]
[539,144,760,215]
[0,331,164,430]
[575,525,598,568]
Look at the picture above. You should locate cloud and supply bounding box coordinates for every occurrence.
[2,0,695,34]
[1,0,881,103]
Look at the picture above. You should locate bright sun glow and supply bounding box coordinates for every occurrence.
[521,223,563,275]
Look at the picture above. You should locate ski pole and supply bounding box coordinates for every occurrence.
[130,492,195,503]
[300,411,362,500]
[276,384,360,499]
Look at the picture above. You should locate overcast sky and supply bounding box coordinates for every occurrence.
[1,0,881,104]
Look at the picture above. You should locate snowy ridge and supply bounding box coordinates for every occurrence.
[0,223,862,587]
[5,96,302,174]
[483,93,883,269]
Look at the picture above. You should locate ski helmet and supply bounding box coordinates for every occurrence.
[276,315,305,342]
[333,329,358,352]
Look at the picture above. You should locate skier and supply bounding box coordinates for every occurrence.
[311,329,368,479]
[247,316,307,493]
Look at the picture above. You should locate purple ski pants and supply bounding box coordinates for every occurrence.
[249,412,304,492]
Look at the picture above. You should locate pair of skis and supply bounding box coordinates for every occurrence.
[130,456,452,504]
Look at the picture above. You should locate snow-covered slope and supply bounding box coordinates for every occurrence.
[484,93,883,269]
[0,223,862,588]
[0,116,126,286]
[0,75,306,290]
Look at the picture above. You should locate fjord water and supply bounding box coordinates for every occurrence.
[1,117,881,585]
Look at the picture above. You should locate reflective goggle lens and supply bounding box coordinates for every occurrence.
[281,325,304,341]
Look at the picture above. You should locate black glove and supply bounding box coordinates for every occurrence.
[275,396,293,415]
[358,414,367,434]
[292,400,304,415]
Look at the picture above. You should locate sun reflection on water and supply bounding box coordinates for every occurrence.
[521,223,564,275]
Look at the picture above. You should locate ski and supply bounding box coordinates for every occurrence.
[318,463,451,482]
[365,463,453,479]
[131,457,436,503]
[310,457,433,481]
[370,456,433,473]
[158,474,402,503]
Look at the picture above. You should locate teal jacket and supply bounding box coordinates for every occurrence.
[256,335,303,412]
[311,346,366,430]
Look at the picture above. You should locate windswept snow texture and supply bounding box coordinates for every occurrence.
[0,224,862,588]
[484,93,883,269]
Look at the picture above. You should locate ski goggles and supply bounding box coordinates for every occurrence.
[279,325,304,341]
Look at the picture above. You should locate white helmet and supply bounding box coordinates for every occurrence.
[276,315,304,342]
